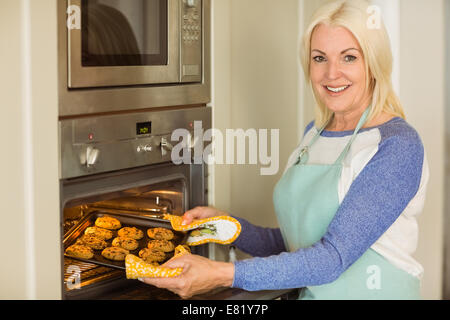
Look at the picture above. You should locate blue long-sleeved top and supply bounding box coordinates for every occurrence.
[231,117,428,291]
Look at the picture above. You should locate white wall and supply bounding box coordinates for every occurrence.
[0,0,60,299]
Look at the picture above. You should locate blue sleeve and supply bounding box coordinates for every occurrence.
[232,216,286,257]
[304,120,315,137]
[232,124,425,291]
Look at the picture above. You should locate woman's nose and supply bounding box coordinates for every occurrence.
[326,60,342,80]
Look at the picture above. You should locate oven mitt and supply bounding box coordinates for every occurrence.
[162,214,241,246]
[125,245,190,279]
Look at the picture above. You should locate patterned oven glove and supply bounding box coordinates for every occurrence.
[125,214,241,279]
[162,214,242,246]
[125,245,190,279]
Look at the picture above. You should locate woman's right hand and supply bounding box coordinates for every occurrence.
[181,206,229,226]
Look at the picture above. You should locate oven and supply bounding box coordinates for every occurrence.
[60,107,211,299]
[58,0,211,117]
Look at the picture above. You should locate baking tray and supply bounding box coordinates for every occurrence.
[63,211,188,270]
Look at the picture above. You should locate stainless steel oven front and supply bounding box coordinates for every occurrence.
[58,0,211,117]
[59,107,211,299]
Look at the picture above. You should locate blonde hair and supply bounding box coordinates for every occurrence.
[300,0,405,128]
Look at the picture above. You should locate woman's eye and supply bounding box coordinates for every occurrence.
[313,56,326,63]
[344,55,357,63]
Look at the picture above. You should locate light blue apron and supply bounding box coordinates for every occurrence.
[273,107,421,300]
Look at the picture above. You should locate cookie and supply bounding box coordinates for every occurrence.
[65,244,94,259]
[95,216,122,230]
[175,245,191,256]
[101,247,129,261]
[84,226,114,240]
[138,248,166,263]
[147,239,175,252]
[118,227,144,240]
[112,236,139,251]
[76,234,108,250]
[147,227,174,241]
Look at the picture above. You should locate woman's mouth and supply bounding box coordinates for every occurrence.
[323,85,351,95]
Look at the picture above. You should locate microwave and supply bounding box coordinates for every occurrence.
[58,0,211,117]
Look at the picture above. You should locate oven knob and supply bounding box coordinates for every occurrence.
[137,145,153,153]
[160,137,173,156]
[85,146,99,168]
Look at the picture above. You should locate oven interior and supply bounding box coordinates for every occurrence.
[61,171,206,300]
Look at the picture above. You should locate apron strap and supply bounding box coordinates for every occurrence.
[333,106,371,165]
[296,116,331,165]
[296,106,371,166]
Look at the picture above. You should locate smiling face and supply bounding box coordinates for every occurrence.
[310,24,372,116]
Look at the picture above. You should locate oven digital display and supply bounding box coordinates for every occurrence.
[136,122,152,135]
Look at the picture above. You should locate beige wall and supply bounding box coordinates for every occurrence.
[209,0,233,214]
[212,0,301,228]
[212,0,446,300]
[1,0,28,299]
[211,0,301,262]
[228,0,301,228]
[399,0,445,300]
[0,0,60,299]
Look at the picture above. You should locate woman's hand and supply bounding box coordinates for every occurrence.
[139,254,234,299]
[181,206,229,226]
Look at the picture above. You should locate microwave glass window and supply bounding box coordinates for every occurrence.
[81,0,168,67]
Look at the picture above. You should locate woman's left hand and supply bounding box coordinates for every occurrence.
[139,254,234,299]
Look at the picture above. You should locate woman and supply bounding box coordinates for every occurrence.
[140,0,429,299]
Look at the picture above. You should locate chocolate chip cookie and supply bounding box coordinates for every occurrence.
[146,227,174,241]
[138,248,166,263]
[76,234,108,250]
[147,239,175,252]
[112,236,139,251]
[118,227,144,240]
[84,226,114,241]
[175,244,191,256]
[65,244,94,259]
[101,247,129,261]
[95,216,122,230]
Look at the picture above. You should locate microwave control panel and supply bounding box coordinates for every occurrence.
[181,0,203,83]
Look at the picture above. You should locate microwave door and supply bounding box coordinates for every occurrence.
[68,0,180,88]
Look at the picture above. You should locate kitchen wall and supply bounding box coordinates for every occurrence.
[399,0,445,300]
[445,0,450,299]
[0,0,60,299]
[212,0,302,228]
[212,0,446,299]
[211,0,302,263]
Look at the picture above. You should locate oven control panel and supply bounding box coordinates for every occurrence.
[59,107,211,179]
[180,0,203,83]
